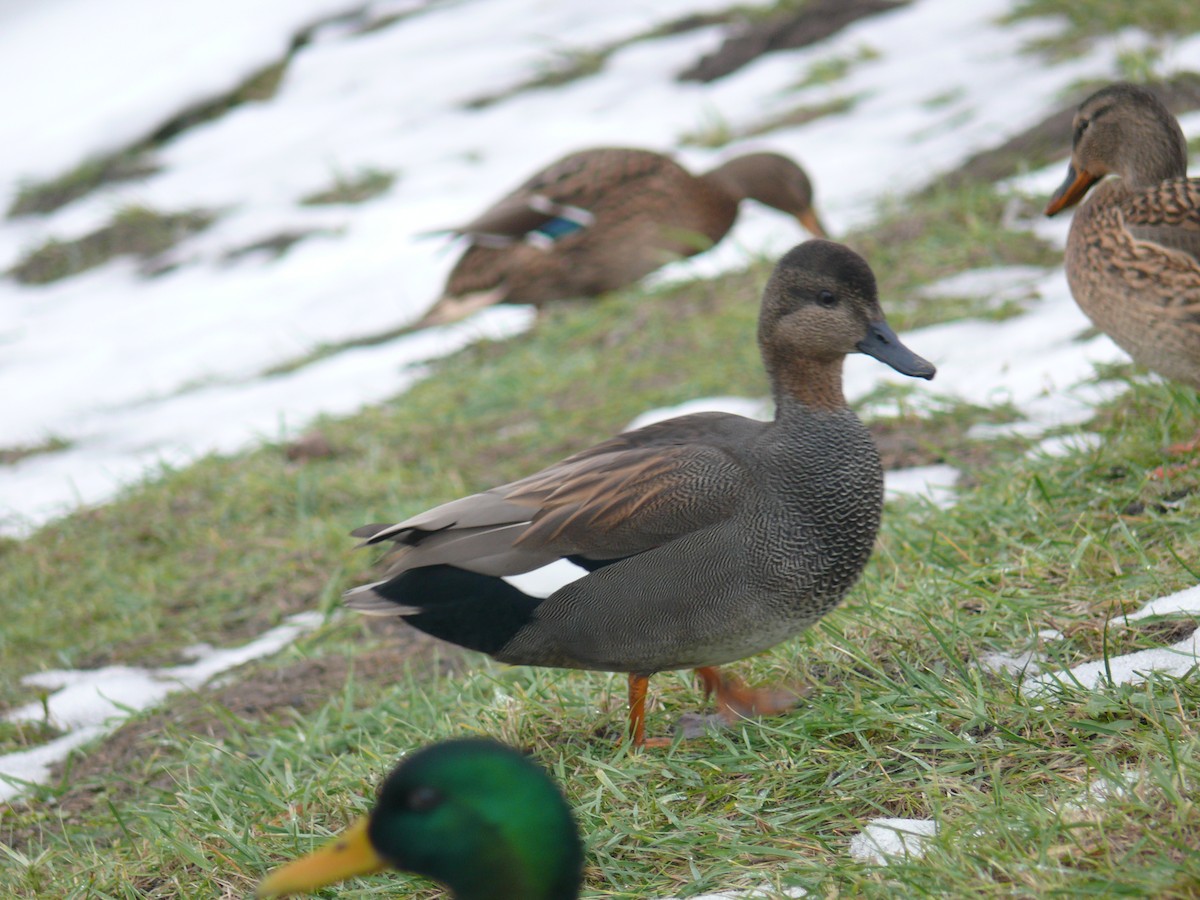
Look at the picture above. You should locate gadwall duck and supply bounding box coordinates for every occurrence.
[1045,83,1200,389]
[258,739,583,900]
[350,241,935,747]
[419,147,827,325]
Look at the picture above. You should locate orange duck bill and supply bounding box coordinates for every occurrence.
[797,207,828,239]
[1045,163,1099,216]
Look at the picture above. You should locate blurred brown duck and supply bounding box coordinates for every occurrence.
[348,240,934,747]
[419,147,828,325]
[1045,83,1200,389]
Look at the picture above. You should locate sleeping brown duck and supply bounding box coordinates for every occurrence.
[350,240,935,746]
[419,147,827,325]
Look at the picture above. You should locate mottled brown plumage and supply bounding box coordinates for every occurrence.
[349,241,934,746]
[1045,83,1200,388]
[419,147,827,325]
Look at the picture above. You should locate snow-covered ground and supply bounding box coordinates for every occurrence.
[4,0,1197,535]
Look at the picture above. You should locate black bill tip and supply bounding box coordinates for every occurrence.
[857,320,936,380]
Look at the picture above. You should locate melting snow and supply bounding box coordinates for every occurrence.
[1025,589,1200,695]
[849,817,939,864]
[884,464,959,507]
[2,0,1193,535]
[1126,584,1200,621]
[0,611,323,801]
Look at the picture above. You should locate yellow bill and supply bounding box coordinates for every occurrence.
[257,818,387,897]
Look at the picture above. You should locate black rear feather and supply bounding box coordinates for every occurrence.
[373,565,542,655]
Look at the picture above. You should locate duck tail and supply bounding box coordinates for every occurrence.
[414,285,509,328]
[345,564,541,656]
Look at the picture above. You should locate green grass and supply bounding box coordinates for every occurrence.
[6,154,159,220]
[678,107,739,149]
[8,206,216,285]
[792,45,881,90]
[0,437,72,467]
[3,139,1200,899]
[681,94,863,148]
[1006,0,1200,58]
[300,168,396,206]
[738,96,863,142]
[3,376,1200,895]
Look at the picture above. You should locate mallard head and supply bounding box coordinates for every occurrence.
[258,739,583,900]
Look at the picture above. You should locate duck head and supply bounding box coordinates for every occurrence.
[706,152,828,237]
[257,739,583,900]
[757,240,935,408]
[1045,82,1188,215]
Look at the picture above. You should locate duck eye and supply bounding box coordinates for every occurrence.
[817,290,837,308]
[406,786,444,812]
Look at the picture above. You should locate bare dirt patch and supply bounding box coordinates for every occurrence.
[942,72,1200,188]
[678,0,906,83]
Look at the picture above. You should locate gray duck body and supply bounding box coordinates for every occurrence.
[499,401,884,673]
[349,240,934,730]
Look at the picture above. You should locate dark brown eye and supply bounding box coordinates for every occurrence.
[817,290,837,308]
[407,786,443,812]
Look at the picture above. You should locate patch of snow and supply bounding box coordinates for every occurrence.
[0,0,369,186]
[0,611,323,801]
[884,464,959,508]
[1032,431,1103,458]
[1060,769,1139,816]
[0,726,107,805]
[978,648,1042,676]
[1083,772,1135,805]
[625,397,773,432]
[854,266,1128,436]
[1126,584,1200,621]
[849,817,938,864]
[0,306,531,537]
[979,628,1066,675]
[1026,621,1199,696]
[919,265,1046,307]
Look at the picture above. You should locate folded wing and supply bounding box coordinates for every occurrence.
[354,412,758,578]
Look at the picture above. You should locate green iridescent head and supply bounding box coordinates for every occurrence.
[258,738,584,900]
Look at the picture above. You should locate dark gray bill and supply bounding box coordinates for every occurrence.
[857,320,936,380]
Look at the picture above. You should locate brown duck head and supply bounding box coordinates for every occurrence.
[704,152,828,237]
[757,240,935,409]
[1045,82,1188,216]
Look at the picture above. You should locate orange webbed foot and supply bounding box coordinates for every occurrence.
[626,668,806,747]
[694,666,803,721]
[1150,435,1200,480]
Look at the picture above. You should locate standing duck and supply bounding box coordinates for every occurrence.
[1045,82,1200,389]
[350,240,935,747]
[419,147,828,325]
[257,738,583,899]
